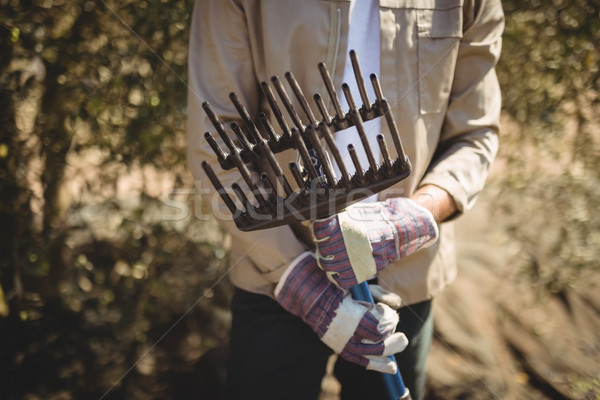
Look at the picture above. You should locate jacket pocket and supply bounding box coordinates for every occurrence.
[416,3,463,114]
[380,0,463,115]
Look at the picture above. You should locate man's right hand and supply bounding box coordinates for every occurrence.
[274,252,408,374]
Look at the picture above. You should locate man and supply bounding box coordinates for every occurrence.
[187,1,503,399]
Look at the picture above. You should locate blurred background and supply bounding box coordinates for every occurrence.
[0,1,598,399]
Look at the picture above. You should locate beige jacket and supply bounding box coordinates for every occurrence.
[187,0,504,305]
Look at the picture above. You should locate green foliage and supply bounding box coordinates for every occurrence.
[500,0,600,125]
[0,1,234,398]
[1,0,195,300]
[496,0,600,293]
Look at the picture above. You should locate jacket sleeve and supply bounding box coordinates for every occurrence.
[419,0,504,214]
[187,0,308,288]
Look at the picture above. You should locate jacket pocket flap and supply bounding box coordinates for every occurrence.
[380,0,462,11]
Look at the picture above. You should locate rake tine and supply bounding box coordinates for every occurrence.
[318,122,351,184]
[342,83,358,112]
[229,92,263,144]
[348,144,365,181]
[260,81,292,139]
[377,134,393,170]
[230,122,254,152]
[370,73,385,103]
[202,101,237,152]
[285,72,318,125]
[260,172,278,203]
[230,150,269,208]
[318,62,345,122]
[369,73,385,118]
[289,161,307,191]
[258,139,293,196]
[291,128,319,183]
[314,93,333,126]
[258,112,280,143]
[204,132,228,164]
[271,76,304,131]
[201,161,239,215]
[380,98,407,162]
[350,109,378,172]
[349,50,373,117]
[232,182,252,210]
[306,125,337,186]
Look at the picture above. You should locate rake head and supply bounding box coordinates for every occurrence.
[200,50,411,231]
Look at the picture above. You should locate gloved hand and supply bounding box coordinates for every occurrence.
[312,197,439,289]
[274,252,408,374]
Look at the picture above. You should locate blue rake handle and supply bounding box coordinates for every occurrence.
[351,282,412,400]
[303,147,412,399]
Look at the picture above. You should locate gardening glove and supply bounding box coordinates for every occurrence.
[274,252,408,374]
[312,197,439,289]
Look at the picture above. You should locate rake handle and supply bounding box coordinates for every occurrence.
[351,282,412,400]
[302,132,409,399]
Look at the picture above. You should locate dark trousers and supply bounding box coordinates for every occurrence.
[225,288,433,400]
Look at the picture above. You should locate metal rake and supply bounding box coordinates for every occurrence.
[200,50,412,232]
